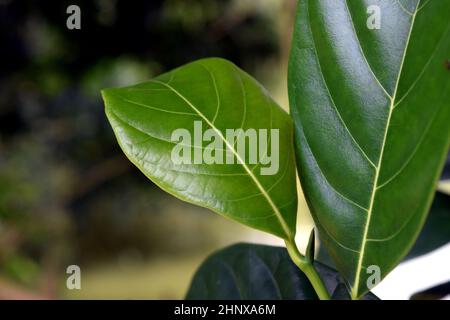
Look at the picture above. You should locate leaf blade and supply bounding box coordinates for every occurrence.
[289,0,450,298]
[186,243,378,300]
[103,58,298,239]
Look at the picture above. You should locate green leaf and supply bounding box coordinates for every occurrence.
[405,191,450,260]
[289,0,450,298]
[318,191,450,265]
[186,243,378,300]
[410,281,450,300]
[330,283,352,300]
[102,58,297,240]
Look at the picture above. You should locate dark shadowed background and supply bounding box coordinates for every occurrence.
[0,0,304,299]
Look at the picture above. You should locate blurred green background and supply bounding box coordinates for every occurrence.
[0,0,318,299]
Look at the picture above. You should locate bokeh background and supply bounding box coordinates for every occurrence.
[0,0,448,299]
[0,0,307,299]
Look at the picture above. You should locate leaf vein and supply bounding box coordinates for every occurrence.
[307,8,377,168]
[394,23,450,109]
[301,125,369,212]
[119,96,197,116]
[198,63,221,124]
[377,96,445,189]
[344,0,393,98]
[150,78,293,239]
[395,0,414,16]
[352,0,421,298]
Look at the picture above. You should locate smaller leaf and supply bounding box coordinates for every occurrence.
[186,243,378,300]
[331,283,351,300]
[102,58,298,240]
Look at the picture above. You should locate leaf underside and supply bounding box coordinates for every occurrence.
[289,0,450,298]
[103,58,298,240]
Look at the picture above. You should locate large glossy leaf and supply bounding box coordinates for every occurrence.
[317,191,450,266]
[186,243,378,300]
[289,0,450,298]
[102,58,297,240]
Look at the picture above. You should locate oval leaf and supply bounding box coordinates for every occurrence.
[186,243,378,300]
[102,58,297,239]
[289,0,450,298]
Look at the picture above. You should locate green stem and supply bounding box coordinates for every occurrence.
[285,239,330,300]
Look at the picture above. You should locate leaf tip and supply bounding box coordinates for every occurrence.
[100,88,119,117]
[306,228,315,262]
[100,88,113,104]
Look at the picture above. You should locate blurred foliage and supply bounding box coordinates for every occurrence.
[0,0,286,297]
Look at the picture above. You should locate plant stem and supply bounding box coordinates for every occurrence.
[285,239,330,300]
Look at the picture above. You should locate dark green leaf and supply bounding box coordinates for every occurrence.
[102,58,297,239]
[331,283,351,300]
[289,0,450,298]
[405,192,450,260]
[318,191,450,265]
[410,281,450,300]
[186,243,378,300]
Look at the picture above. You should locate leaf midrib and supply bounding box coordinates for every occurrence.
[150,78,293,240]
[351,0,422,298]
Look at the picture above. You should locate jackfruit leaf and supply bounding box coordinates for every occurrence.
[289,0,450,298]
[103,58,297,239]
[186,243,378,300]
